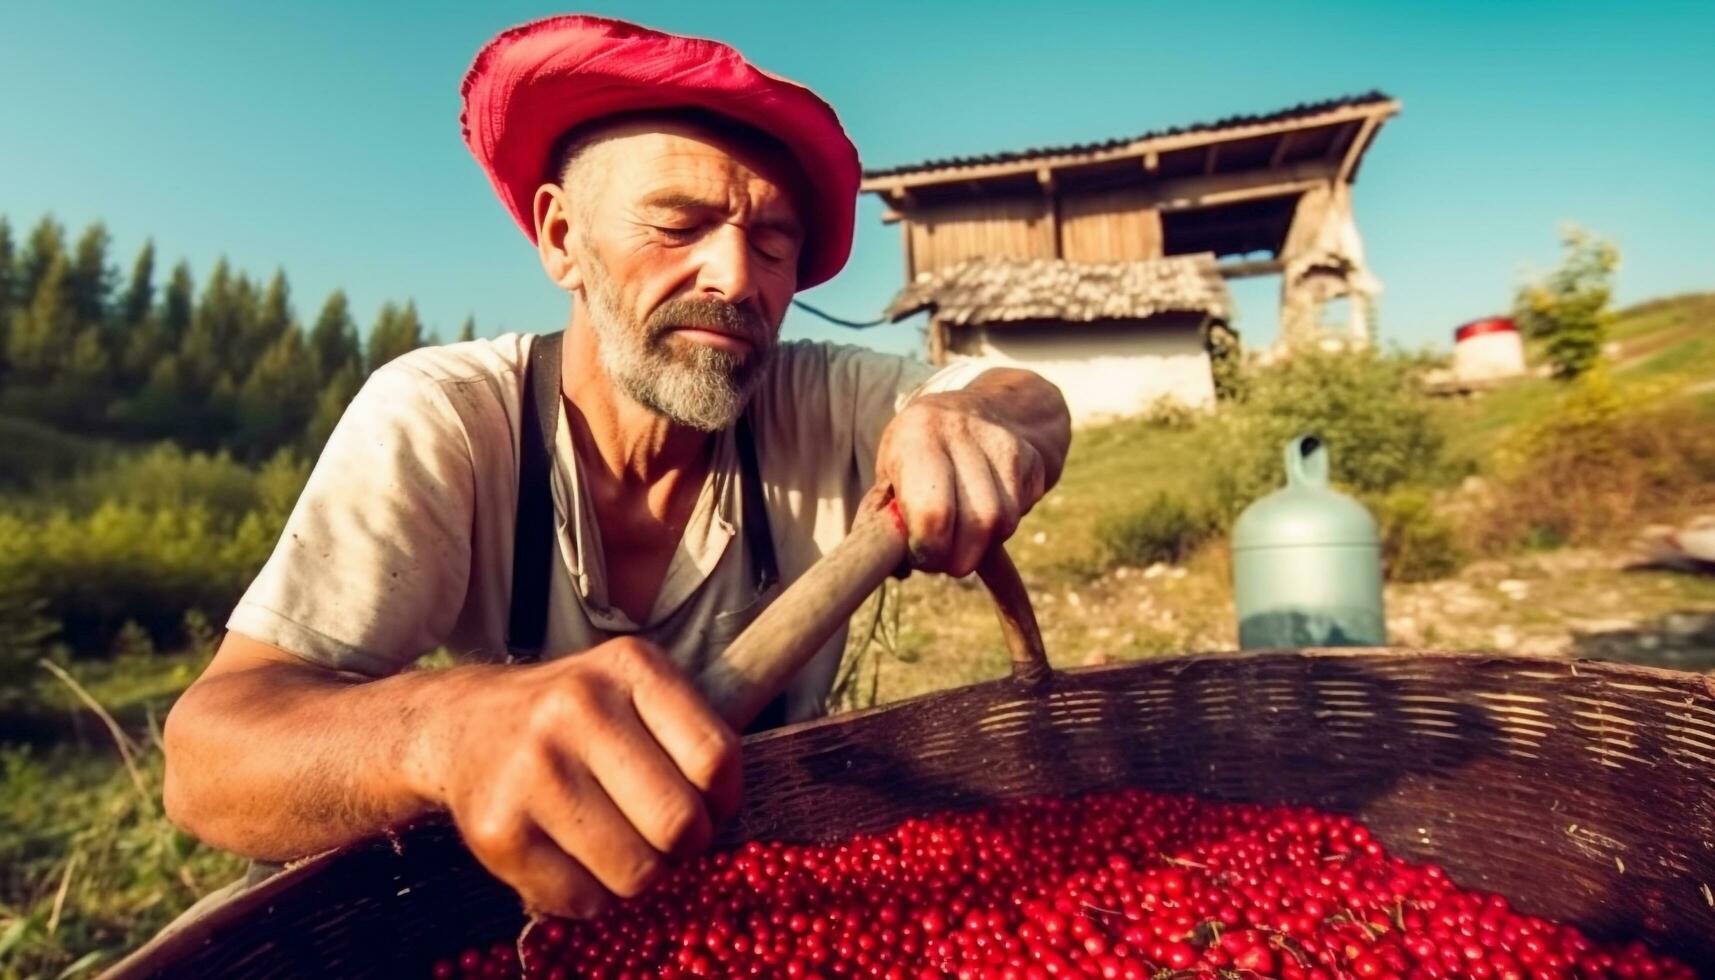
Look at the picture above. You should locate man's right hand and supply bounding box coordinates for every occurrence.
[407,637,742,918]
[413,635,744,919]
[165,632,740,919]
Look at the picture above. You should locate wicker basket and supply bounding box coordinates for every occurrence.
[109,644,1715,978]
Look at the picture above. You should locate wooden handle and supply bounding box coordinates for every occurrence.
[696,498,909,729]
[697,495,1053,731]
[976,547,1052,690]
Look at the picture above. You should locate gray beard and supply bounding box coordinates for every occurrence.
[581,266,775,432]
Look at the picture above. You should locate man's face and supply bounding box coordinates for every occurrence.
[556,121,806,431]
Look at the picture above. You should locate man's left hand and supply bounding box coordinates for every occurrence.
[874,368,1071,578]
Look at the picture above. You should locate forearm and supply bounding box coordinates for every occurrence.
[162,638,477,861]
[957,368,1072,487]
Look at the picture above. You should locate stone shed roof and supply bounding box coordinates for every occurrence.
[885,253,1231,327]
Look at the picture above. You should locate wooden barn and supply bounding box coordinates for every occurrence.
[863,93,1400,423]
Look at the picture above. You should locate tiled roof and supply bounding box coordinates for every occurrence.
[885,253,1230,326]
[863,92,1393,180]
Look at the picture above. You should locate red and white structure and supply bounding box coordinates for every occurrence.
[1452,316,1526,384]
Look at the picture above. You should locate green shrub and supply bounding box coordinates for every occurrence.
[1098,492,1217,567]
[0,503,285,656]
[0,446,308,656]
[1369,487,1463,583]
[27,444,306,527]
[1470,380,1715,553]
[1205,322,1246,402]
[1208,346,1448,521]
[1514,224,1618,380]
[0,574,56,708]
[1138,398,1199,430]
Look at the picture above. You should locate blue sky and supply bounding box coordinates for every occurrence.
[3,1,1711,357]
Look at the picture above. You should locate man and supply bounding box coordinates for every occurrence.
[162,15,1070,920]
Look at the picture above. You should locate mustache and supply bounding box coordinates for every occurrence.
[646,298,769,346]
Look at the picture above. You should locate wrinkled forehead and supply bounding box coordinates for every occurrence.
[563,114,807,221]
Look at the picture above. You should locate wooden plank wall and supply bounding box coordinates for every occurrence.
[905,191,1165,276]
[907,196,1054,276]
[1058,189,1164,263]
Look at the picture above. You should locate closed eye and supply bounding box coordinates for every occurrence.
[752,240,789,263]
[652,224,701,242]
[751,228,799,264]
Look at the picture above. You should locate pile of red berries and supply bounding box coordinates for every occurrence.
[435,789,1689,979]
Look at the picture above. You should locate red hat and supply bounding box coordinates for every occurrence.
[461,15,861,288]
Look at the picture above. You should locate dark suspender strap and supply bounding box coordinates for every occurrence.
[734,412,788,733]
[505,333,786,729]
[734,413,778,591]
[506,331,564,663]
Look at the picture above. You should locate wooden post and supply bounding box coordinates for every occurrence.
[1337,114,1382,184]
[1324,120,1360,166]
[1139,207,1164,260]
[927,318,948,366]
[1037,167,1061,259]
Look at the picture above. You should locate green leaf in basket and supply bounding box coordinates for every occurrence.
[0,918,28,959]
[56,950,107,979]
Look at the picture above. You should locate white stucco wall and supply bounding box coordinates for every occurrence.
[1453,330,1527,383]
[947,318,1216,426]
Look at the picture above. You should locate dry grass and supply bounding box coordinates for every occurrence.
[0,731,243,980]
[1467,398,1715,554]
[834,544,1241,710]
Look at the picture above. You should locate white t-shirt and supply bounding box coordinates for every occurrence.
[228,333,983,721]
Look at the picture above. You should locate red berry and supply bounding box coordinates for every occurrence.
[431,791,1688,980]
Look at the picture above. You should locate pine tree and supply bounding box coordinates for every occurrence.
[365,300,423,373]
[181,257,234,392]
[125,353,190,438]
[161,261,194,344]
[18,216,65,302]
[116,241,162,389]
[0,218,15,368]
[229,271,264,363]
[7,252,76,379]
[0,215,490,452]
[308,290,360,382]
[0,218,15,318]
[120,239,155,326]
[204,371,241,448]
[248,269,293,361]
[120,261,194,433]
[64,326,112,389]
[307,360,364,451]
[236,327,318,455]
[66,222,114,328]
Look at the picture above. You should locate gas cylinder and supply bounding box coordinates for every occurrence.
[1232,435,1386,649]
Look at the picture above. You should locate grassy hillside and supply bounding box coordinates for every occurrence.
[837,291,1715,705]
[1060,292,1715,580]
[1440,291,1715,465]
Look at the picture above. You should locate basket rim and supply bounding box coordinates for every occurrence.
[747,646,1715,744]
[101,647,1715,979]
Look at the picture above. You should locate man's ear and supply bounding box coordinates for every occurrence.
[533,183,584,293]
